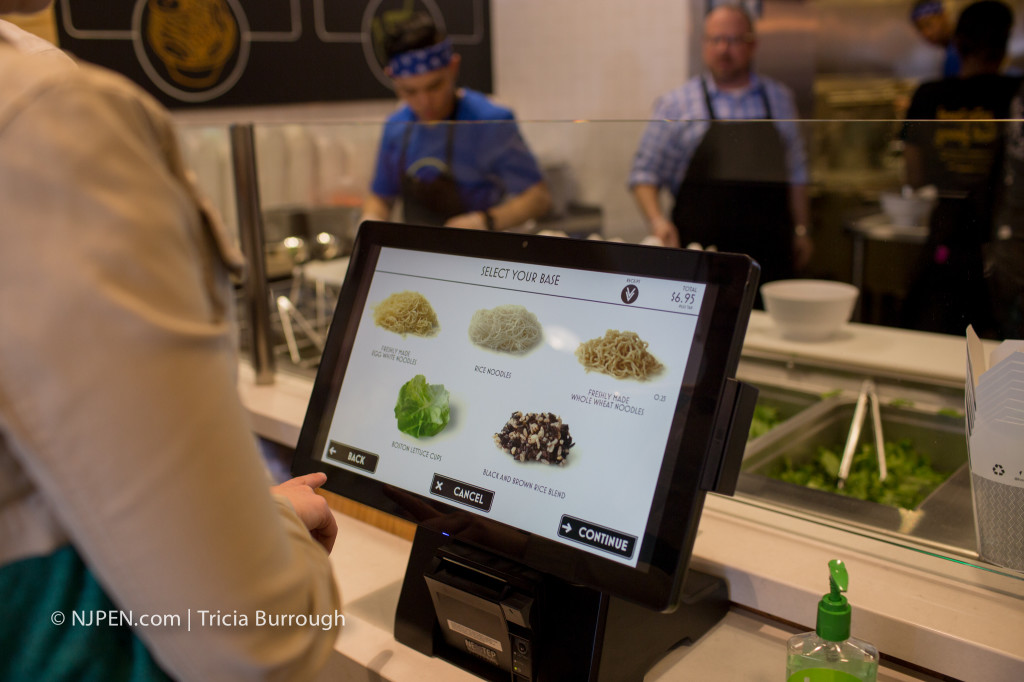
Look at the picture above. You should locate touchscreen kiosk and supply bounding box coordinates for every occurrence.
[293,222,759,681]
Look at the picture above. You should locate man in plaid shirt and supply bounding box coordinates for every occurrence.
[629,3,812,285]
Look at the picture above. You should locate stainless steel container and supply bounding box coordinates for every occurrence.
[747,382,827,445]
[738,396,973,554]
[261,205,358,278]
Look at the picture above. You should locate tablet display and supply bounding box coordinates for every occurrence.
[293,222,757,609]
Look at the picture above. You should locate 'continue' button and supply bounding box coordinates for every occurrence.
[557,515,636,559]
[430,474,494,512]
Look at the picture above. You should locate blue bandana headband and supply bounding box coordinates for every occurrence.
[388,38,454,78]
[911,1,943,21]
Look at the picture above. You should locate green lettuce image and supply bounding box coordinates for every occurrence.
[394,375,450,438]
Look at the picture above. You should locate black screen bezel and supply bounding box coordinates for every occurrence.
[292,222,757,610]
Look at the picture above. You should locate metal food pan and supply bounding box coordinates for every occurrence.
[737,398,973,552]
[746,383,828,444]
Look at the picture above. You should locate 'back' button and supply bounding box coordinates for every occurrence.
[327,441,379,474]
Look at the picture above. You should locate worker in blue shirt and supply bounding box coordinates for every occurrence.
[911,0,962,78]
[362,13,550,231]
[629,4,812,286]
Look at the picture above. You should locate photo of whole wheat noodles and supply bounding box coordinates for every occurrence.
[575,329,663,380]
[373,291,439,337]
[468,304,542,353]
[494,411,574,465]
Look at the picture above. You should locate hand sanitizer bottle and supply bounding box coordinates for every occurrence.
[786,559,879,682]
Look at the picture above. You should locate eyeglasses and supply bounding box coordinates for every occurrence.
[703,34,753,47]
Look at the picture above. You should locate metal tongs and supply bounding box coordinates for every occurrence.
[837,379,887,488]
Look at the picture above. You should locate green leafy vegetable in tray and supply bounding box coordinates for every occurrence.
[766,438,951,510]
[395,375,450,438]
[748,404,783,441]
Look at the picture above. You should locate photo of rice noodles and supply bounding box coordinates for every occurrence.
[575,329,663,380]
[372,291,440,337]
[468,304,542,353]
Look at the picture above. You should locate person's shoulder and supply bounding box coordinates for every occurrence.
[0,43,79,119]
[907,78,945,103]
[985,74,1024,113]
[384,104,416,124]
[0,47,177,146]
[994,73,1024,95]
[651,77,702,113]
[62,59,168,119]
[0,19,73,64]
[458,89,515,121]
[664,76,702,99]
[379,105,415,142]
[756,73,795,98]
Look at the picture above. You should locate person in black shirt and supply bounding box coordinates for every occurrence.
[990,81,1024,339]
[900,0,1021,337]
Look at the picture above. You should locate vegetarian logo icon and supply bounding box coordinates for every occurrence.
[620,285,639,304]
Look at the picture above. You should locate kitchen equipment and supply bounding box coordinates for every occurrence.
[747,382,826,445]
[261,205,357,279]
[761,279,859,342]
[838,380,887,489]
[880,187,937,228]
[739,397,971,552]
[837,383,868,489]
[540,159,576,218]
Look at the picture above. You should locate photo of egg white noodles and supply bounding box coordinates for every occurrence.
[373,291,439,337]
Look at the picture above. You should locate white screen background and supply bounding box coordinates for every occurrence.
[323,248,704,567]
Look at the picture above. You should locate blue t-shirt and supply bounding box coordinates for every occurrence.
[943,42,961,78]
[370,89,543,212]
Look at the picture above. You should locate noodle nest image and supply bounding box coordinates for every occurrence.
[373,291,439,337]
[468,304,543,353]
[575,329,663,381]
[494,411,574,465]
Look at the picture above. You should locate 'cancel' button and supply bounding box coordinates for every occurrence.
[430,474,494,512]
[557,515,636,560]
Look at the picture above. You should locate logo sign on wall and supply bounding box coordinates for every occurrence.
[54,0,494,109]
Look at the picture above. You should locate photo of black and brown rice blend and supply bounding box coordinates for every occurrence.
[494,411,574,465]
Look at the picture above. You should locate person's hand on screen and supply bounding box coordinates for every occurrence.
[272,473,338,552]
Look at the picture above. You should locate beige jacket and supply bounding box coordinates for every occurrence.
[0,41,339,680]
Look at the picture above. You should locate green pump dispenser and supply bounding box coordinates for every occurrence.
[786,559,879,682]
[816,559,852,642]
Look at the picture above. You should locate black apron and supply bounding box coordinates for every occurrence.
[902,190,996,336]
[399,102,467,226]
[670,78,795,284]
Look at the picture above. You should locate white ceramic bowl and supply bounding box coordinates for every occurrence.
[880,192,936,228]
[761,279,859,341]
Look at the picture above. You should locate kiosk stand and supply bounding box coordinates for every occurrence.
[394,379,759,682]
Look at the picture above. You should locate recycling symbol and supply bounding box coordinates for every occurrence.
[993,464,1006,476]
